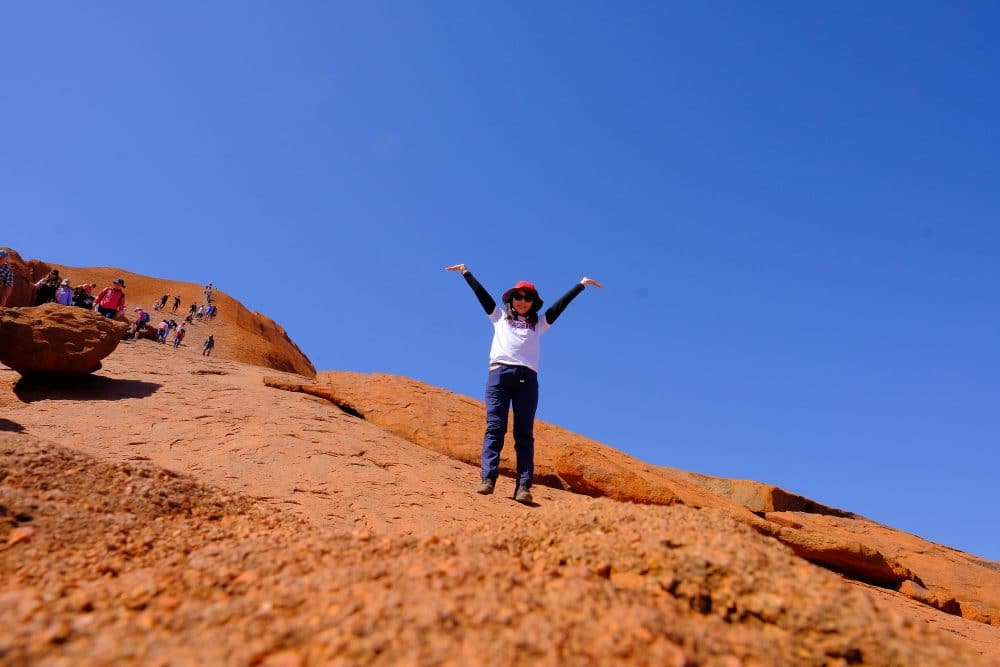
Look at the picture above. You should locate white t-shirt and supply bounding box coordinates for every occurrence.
[487,306,551,372]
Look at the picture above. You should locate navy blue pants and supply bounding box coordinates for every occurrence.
[481,363,539,488]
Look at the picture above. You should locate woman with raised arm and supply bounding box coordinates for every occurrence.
[446,263,602,504]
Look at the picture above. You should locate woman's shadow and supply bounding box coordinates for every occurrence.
[13,374,161,403]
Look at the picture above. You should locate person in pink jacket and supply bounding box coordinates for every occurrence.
[94,278,127,318]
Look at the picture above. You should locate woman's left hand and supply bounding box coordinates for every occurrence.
[580,277,602,288]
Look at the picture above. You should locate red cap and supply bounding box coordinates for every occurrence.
[502,281,544,309]
[512,280,537,293]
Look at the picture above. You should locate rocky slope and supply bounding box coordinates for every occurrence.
[1,285,998,664]
[265,370,1000,627]
[2,430,995,666]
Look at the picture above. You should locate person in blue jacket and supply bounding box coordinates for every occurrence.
[447,263,602,504]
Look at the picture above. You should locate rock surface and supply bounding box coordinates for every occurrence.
[0,270,997,663]
[0,304,128,376]
[266,370,1000,627]
[766,511,1000,627]
[0,432,994,666]
[271,372,818,517]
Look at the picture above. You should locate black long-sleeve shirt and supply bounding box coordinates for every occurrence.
[462,271,496,314]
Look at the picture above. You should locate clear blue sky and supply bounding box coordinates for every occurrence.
[3,3,998,559]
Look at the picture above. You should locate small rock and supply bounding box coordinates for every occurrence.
[7,525,35,546]
[0,588,41,623]
[118,569,158,610]
[235,570,261,586]
[156,595,181,611]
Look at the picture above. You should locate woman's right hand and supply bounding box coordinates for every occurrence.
[445,264,467,274]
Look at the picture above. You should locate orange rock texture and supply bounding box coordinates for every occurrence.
[269,370,1000,628]
[1,433,994,666]
[1,256,997,664]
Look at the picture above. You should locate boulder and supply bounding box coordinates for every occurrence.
[0,303,128,376]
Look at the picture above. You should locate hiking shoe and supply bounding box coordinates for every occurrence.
[514,485,533,504]
[476,478,496,495]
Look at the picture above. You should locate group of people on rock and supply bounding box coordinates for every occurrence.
[151,294,218,322]
[107,284,218,356]
[27,267,102,310]
[95,280,220,356]
[152,318,188,348]
[0,249,222,357]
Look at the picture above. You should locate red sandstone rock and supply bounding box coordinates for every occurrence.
[769,524,919,587]
[0,433,994,665]
[554,446,681,505]
[265,370,1000,628]
[1,261,997,664]
[275,372,799,516]
[767,511,1000,626]
[0,304,128,376]
[664,466,849,515]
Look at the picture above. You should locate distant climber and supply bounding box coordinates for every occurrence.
[33,269,60,305]
[130,308,151,338]
[172,325,186,349]
[72,283,97,309]
[446,263,602,504]
[203,335,215,356]
[55,279,74,305]
[157,319,170,344]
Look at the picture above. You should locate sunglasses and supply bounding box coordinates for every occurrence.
[512,293,533,302]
